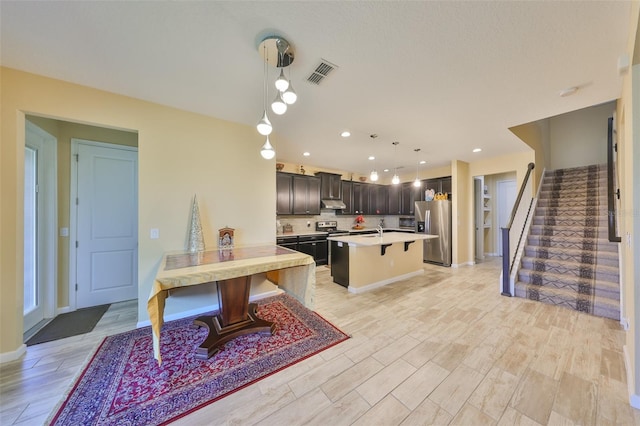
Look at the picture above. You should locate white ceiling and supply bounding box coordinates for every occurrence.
[0,1,632,177]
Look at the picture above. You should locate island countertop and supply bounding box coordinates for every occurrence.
[328,231,438,247]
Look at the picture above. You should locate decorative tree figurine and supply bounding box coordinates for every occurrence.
[187,195,205,252]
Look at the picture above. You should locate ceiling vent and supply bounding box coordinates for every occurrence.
[307,59,338,85]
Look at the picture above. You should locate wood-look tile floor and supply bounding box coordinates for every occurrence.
[2,258,639,425]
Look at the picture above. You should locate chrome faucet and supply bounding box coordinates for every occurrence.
[376,225,383,238]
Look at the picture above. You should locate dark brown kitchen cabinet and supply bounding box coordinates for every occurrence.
[369,185,388,215]
[401,182,424,215]
[315,172,342,200]
[388,184,402,215]
[352,182,370,214]
[276,172,293,215]
[424,176,453,200]
[292,175,320,215]
[341,180,353,214]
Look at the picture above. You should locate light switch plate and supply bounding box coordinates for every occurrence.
[60,227,69,237]
[150,228,160,239]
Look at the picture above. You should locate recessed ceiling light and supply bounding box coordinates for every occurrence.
[473,148,482,153]
[303,152,310,156]
[341,131,351,138]
[383,168,390,172]
[368,156,375,160]
[419,160,426,164]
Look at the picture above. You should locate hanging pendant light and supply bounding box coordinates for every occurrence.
[370,170,379,182]
[413,148,422,187]
[260,136,275,159]
[275,68,289,92]
[282,67,297,105]
[256,43,272,136]
[271,90,287,115]
[391,141,400,185]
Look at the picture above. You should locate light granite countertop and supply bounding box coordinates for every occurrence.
[327,231,438,247]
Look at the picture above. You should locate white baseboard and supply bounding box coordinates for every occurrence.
[451,261,474,268]
[136,289,283,328]
[0,344,26,364]
[56,306,72,315]
[348,270,424,294]
[623,345,640,408]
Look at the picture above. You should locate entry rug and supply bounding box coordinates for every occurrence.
[49,294,348,425]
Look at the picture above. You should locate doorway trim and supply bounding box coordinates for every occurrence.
[496,179,517,256]
[69,138,138,312]
[24,121,58,330]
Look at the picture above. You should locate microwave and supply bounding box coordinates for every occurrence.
[398,216,415,229]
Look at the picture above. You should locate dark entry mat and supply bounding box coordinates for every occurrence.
[26,304,110,346]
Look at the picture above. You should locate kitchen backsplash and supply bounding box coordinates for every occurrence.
[277,212,400,234]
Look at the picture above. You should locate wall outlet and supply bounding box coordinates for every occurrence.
[307,221,311,227]
[150,228,160,239]
[59,227,69,237]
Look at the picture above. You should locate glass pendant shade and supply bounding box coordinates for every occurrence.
[392,174,400,185]
[282,84,297,105]
[271,91,287,115]
[275,68,289,91]
[260,136,275,159]
[256,110,272,135]
[370,170,379,182]
[413,178,421,187]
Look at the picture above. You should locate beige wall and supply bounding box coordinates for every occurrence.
[26,116,138,308]
[509,121,549,192]
[1,67,276,356]
[549,101,616,170]
[452,160,471,266]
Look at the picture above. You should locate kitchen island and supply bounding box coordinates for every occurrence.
[328,232,438,293]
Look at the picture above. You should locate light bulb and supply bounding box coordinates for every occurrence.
[260,137,275,159]
[370,170,379,182]
[256,110,272,135]
[413,178,421,187]
[392,174,400,185]
[271,91,287,115]
[282,83,297,104]
[275,68,289,91]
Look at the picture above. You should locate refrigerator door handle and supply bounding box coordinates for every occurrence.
[425,210,431,234]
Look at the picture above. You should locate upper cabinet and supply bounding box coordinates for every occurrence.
[276,172,293,215]
[315,172,343,200]
[424,176,453,200]
[292,174,321,215]
[370,184,388,215]
[342,180,353,214]
[388,184,401,215]
[400,182,424,215]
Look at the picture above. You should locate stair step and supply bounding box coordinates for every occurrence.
[540,181,607,192]
[529,224,609,239]
[536,198,605,208]
[524,245,619,268]
[535,206,608,216]
[532,216,607,227]
[514,281,619,320]
[545,165,606,175]
[517,270,619,300]
[520,256,619,284]
[537,190,606,200]
[527,234,618,253]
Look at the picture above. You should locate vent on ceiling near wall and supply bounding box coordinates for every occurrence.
[307,59,338,85]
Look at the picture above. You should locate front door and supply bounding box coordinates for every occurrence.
[74,141,138,308]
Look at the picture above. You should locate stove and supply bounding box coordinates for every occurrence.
[316,220,349,235]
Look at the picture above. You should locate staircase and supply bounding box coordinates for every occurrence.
[515,164,620,320]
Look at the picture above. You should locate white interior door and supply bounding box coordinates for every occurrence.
[24,122,57,332]
[497,180,517,256]
[75,141,138,308]
[474,178,484,262]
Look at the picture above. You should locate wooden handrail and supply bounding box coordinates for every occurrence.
[501,162,535,296]
[607,117,621,243]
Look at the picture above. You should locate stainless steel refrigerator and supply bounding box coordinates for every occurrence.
[415,200,452,266]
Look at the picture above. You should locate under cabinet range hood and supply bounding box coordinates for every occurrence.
[321,199,346,209]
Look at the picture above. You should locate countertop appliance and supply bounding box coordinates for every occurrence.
[316,220,350,236]
[398,216,415,230]
[415,200,452,266]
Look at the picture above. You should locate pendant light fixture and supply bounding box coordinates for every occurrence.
[391,141,400,185]
[256,43,272,136]
[413,148,422,187]
[275,68,289,92]
[282,67,297,105]
[260,136,275,159]
[369,134,379,181]
[271,90,287,115]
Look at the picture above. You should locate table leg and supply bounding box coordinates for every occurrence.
[193,275,276,360]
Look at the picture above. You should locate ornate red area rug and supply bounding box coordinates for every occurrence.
[49,294,348,425]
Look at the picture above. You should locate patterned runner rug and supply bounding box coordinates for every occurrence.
[48,294,349,425]
[515,164,620,319]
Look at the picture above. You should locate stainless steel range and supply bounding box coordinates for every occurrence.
[315,220,349,236]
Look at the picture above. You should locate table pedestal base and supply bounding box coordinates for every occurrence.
[193,303,276,360]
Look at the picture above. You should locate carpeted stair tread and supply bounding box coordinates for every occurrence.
[529,225,609,239]
[514,281,620,320]
[524,245,619,267]
[516,271,620,299]
[526,235,618,253]
[520,256,619,283]
[532,216,607,227]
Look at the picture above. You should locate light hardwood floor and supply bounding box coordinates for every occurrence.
[1,258,638,425]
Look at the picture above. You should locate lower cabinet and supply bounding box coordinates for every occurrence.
[277,235,328,265]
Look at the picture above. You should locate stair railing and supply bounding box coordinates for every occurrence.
[501,162,535,296]
[607,117,621,243]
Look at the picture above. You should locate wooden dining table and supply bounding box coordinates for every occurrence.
[147,245,316,364]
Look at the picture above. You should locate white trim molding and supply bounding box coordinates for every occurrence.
[0,344,27,364]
